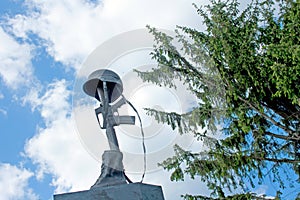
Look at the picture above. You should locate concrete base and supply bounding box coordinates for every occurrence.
[53,183,165,200]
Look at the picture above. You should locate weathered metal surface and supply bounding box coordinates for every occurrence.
[83,69,134,186]
[83,69,123,102]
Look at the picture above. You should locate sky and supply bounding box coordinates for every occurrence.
[0,0,299,200]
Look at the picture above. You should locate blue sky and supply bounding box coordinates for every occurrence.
[0,0,299,200]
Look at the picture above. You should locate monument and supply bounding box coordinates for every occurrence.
[54,69,165,200]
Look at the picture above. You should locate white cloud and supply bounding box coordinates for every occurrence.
[0,27,34,90]
[0,163,38,200]
[143,169,209,200]
[8,0,204,70]
[0,108,7,116]
[23,79,70,125]
[254,185,275,199]
[23,79,100,193]
[25,113,100,193]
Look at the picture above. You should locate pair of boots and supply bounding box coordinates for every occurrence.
[91,150,128,188]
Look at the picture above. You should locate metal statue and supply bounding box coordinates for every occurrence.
[83,69,135,188]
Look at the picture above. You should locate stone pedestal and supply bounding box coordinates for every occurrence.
[53,183,165,200]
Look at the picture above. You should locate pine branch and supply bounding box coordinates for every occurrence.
[250,155,300,164]
[237,95,294,135]
[264,131,300,141]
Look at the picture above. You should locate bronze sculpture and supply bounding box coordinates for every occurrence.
[83,69,135,187]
